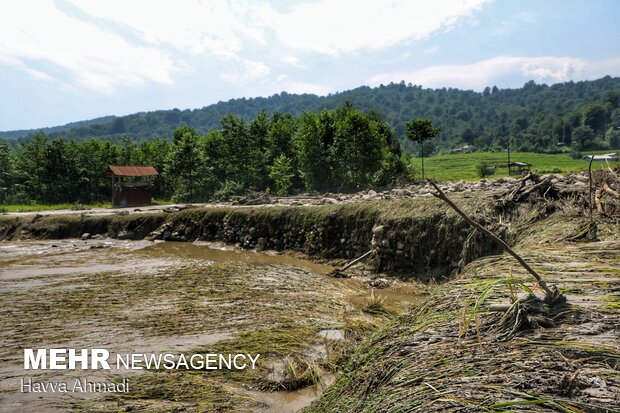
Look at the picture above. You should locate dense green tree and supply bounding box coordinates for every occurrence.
[12,134,49,202]
[572,125,596,150]
[165,126,206,202]
[295,110,336,191]
[333,104,390,189]
[0,141,12,203]
[136,139,173,200]
[41,139,79,203]
[583,103,609,134]
[268,155,295,195]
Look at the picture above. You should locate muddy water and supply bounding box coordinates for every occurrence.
[147,240,334,274]
[0,239,422,412]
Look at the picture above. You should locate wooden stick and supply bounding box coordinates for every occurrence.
[588,155,594,224]
[341,250,373,271]
[429,180,555,299]
[603,182,620,198]
[595,188,604,214]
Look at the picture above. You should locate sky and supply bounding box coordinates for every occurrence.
[1,0,619,131]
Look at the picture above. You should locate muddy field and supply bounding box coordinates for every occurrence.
[1,170,619,412]
[0,238,421,412]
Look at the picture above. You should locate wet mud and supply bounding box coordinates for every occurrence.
[0,238,422,412]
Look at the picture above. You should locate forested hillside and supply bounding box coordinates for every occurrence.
[3,76,620,153]
[0,116,116,140]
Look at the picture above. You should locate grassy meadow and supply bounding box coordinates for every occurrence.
[0,202,112,213]
[407,150,619,181]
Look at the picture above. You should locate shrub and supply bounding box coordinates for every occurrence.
[475,161,495,178]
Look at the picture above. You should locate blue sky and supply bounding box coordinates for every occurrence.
[1,0,619,131]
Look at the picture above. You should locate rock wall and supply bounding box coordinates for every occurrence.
[0,201,504,281]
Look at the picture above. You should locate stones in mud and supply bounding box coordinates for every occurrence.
[366,278,390,289]
[232,192,272,205]
[362,189,380,200]
[372,225,385,235]
[146,222,173,241]
[117,229,136,240]
[81,233,91,240]
[319,198,338,205]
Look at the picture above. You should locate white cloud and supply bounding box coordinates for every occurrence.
[221,59,271,83]
[0,0,175,93]
[367,55,620,90]
[0,0,492,95]
[278,79,331,96]
[493,11,537,36]
[424,45,440,54]
[280,56,305,69]
[261,0,490,55]
[68,0,267,60]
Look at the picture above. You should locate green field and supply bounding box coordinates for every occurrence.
[0,202,113,213]
[407,151,619,181]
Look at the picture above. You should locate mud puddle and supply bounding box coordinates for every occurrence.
[245,374,335,413]
[145,240,334,274]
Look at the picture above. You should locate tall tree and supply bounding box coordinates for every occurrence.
[405,119,440,179]
[166,126,205,202]
[295,110,336,191]
[0,141,12,203]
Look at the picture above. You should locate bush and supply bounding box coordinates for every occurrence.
[475,161,495,178]
[213,180,244,201]
[569,150,583,160]
[401,153,417,180]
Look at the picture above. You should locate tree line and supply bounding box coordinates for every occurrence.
[0,104,405,204]
[3,76,620,154]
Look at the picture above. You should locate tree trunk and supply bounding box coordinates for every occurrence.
[429,180,558,301]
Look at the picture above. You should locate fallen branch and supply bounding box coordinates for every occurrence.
[329,250,373,277]
[595,188,604,214]
[429,180,563,304]
[603,182,620,198]
[342,250,373,271]
[588,155,594,224]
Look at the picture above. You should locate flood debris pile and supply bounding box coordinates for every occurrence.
[304,177,619,411]
[592,168,620,217]
[307,240,620,412]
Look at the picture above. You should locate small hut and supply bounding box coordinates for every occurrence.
[508,162,531,176]
[105,165,158,207]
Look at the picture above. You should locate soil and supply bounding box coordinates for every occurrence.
[1,171,618,412]
[0,238,421,412]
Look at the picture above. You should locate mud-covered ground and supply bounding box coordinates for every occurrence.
[0,239,421,413]
[1,170,618,412]
[307,214,620,412]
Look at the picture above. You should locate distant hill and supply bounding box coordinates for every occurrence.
[0,116,117,140]
[3,76,620,152]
